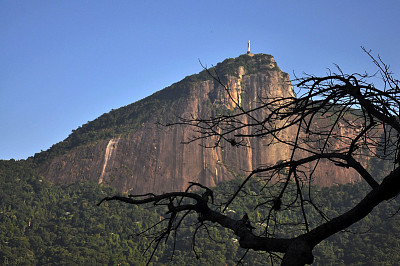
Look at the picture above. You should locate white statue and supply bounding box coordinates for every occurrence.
[247,40,251,54]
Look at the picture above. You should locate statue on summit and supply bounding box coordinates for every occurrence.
[247,40,251,54]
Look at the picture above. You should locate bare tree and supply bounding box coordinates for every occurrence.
[98,48,400,265]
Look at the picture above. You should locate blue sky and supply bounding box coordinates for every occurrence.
[1,1,399,160]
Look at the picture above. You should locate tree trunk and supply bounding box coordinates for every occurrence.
[281,239,314,266]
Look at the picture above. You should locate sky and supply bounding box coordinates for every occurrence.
[1,1,399,160]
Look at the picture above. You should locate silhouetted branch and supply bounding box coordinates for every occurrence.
[99,49,400,265]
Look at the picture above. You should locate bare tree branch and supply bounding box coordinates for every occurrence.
[99,49,400,265]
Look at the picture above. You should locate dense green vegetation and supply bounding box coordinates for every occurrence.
[1,159,399,265]
[0,160,160,265]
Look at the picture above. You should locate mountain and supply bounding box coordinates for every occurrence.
[31,53,372,193]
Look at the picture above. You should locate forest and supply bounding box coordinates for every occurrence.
[1,159,399,265]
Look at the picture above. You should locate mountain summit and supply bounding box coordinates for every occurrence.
[33,54,364,193]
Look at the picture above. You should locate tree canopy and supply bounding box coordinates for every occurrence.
[99,48,400,265]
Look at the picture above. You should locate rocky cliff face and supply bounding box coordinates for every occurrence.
[35,54,366,193]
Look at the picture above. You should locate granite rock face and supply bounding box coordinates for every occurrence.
[36,54,367,193]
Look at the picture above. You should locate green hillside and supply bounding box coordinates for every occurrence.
[1,159,399,265]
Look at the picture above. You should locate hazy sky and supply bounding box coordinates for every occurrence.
[1,1,399,159]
